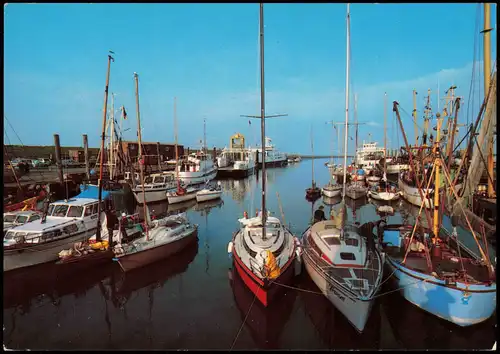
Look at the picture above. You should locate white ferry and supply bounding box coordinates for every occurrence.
[355,141,389,171]
[217,133,257,178]
[248,137,287,168]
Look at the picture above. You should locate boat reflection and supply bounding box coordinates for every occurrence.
[3,261,117,311]
[111,238,199,306]
[218,177,254,203]
[297,272,381,349]
[322,195,342,207]
[192,198,224,214]
[228,266,297,349]
[379,281,497,350]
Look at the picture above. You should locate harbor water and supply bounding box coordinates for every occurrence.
[3,158,496,350]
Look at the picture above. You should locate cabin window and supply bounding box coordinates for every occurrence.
[29,215,41,222]
[67,206,84,218]
[48,205,55,216]
[4,215,16,223]
[340,252,356,261]
[145,177,153,184]
[16,215,29,224]
[53,205,69,217]
[14,232,27,243]
[91,203,98,215]
[323,237,341,246]
[84,207,93,217]
[63,224,79,234]
[4,231,15,240]
[345,238,359,247]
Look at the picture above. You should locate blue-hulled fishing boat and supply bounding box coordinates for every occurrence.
[379,100,496,327]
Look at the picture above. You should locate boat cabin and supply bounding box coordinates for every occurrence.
[143,173,175,187]
[3,211,42,232]
[308,221,367,268]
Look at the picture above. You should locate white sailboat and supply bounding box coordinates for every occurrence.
[301,4,384,332]
[368,93,402,201]
[322,124,342,197]
[167,98,200,204]
[113,74,198,272]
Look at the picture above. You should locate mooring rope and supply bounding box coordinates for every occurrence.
[230,283,259,351]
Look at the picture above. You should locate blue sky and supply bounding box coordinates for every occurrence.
[4,3,497,155]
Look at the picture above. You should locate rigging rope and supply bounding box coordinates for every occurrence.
[466,4,482,127]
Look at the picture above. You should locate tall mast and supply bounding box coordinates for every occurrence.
[354,93,358,164]
[174,97,179,182]
[203,117,207,155]
[432,113,442,240]
[483,3,495,198]
[95,53,114,243]
[259,3,267,226]
[342,3,350,200]
[110,93,115,180]
[423,89,432,147]
[134,72,149,240]
[412,89,418,146]
[310,125,315,186]
[383,92,387,179]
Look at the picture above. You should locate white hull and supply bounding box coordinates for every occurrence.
[367,176,381,185]
[398,178,433,208]
[322,186,342,197]
[178,167,217,185]
[133,188,170,204]
[196,190,222,202]
[346,186,367,200]
[167,191,197,204]
[368,190,401,201]
[386,164,409,174]
[4,229,94,272]
[303,252,374,332]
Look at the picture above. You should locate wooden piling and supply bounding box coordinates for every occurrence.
[53,134,64,184]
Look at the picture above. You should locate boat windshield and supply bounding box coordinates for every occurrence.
[52,205,69,217]
[4,214,16,223]
[16,215,29,224]
[144,177,153,184]
[67,206,84,218]
[152,176,165,184]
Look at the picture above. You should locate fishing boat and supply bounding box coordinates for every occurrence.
[301,5,384,333]
[113,75,199,272]
[196,182,222,202]
[381,99,497,327]
[227,4,299,308]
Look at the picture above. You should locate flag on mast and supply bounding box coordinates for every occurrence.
[122,106,127,120]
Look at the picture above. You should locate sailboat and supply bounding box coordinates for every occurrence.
[227,3,300,307]
[306,125,321,200]
[167,97,200,204]
[113,73,198,272]
[322,124,343,197]
[368,93,402,201]
[301,5,384,333]
[380,101,496,326]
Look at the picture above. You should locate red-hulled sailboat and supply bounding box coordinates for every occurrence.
[226,3,301,307]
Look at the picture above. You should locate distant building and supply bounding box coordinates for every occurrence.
[120,141,184,165]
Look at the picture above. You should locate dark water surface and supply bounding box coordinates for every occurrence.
[3,159,496,350]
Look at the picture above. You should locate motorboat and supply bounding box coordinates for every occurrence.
[196,183,222,203]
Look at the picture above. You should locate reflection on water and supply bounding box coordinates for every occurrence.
[3,158,495,350]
